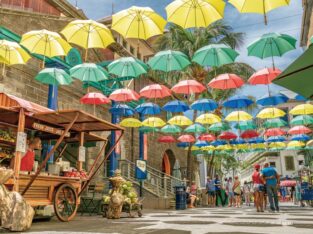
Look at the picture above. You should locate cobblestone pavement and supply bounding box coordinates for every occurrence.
[1,205,313,234]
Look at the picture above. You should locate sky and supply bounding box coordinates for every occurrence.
[69,0,304,99]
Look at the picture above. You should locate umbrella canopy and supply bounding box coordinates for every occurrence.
[110,103,135,117]
[290,104,313,115]
[148,50,190,72]
[177,142,190,148]
[287,141,305,149]
[208,73,244,90]
[288,125,312,135]
[211,140,227,146]
[171,80,206,94]
[190,99,218,112]
[280,180,297,187]
[168,115,193,126]
[120,118,142,128]
[248,68,282,85]
[35,68,73,86]
[165,0,225,29]
[112,6,166,40]
[248,137,265,144]
[184,123,206,134]
[202,145,215,151]
[264,128,286,137]
[198,134,216,141]
[139,84,172,99]
[158,135,176,143]
[161,125,182,134]
[194,140,209,147]
[192,44,239,67]
[135,102,161,115]
[0,39,31,65]
[291,134,310,142]
[267,136,286,142]
[163,100,189,113]
[251,142,266,149]
[257,107,286,119]
[139,126,159,133]
[80,92,110,105]
[235,121,256,131]
[223,95,254,108]
[178,134,196,143]
[109,88,140,102]
[108,57,147,78]
[290,115,313,126]
[142,117,166,128]
[209,122,230,132]
[269,141,286,148]
[60,19,115,49]
[241,130,259,139]
[20,29,71,58]
[230,138,246,145]
[225,111,253,122]
[256,94,288,106]
[263,118,288,128]
[218,131,237,140]
[70,63,110,83]
[195,113,221,125]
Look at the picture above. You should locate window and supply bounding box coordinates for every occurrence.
[285,156,295,171]
[270,162,276,168]
[298,160,304,166]
[122,39,127,48]
[130,46,135,55]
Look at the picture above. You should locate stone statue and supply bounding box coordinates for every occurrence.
[107,169,125,219]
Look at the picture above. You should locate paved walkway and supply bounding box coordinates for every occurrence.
[1,205,313,234]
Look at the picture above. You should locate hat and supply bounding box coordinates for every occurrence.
[254,164,260,169]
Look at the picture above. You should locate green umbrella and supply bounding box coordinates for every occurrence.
[70,63,110,83]
[263,118,288,128]
[184,123,206,134]
[160,125,182,134]
[208,122,230,132]
[148,50,190,72]
[235,121,256,131]
[139,126,159,133]
[108,57,148,78]
[35,68,73,86]
[247,33,297,68]
[290,115,313,126]
[192,44,239,67]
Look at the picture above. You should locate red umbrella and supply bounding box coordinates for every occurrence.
[178,134,196,143]
[264,128,286,137]
[280,180,296,187]
[198,134,216,142]
[158,135,176,143]
[248,68,281,85]
[208,73,244,90]
[288,125,312,135]
[139,84,172,99]
[218,131,237,140]
[171,80,206,94]
[109,88,140,102]
[80,92,110,105]
[241,130,259,139]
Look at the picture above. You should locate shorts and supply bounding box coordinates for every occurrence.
[228,192,234,198]
[208,191,216,196]
[253,184,265,192]
[234,192,241,196]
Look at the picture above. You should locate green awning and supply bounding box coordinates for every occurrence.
[274,44,313,98]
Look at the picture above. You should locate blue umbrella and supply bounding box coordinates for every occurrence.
[256,94,289,106]
[194,140,209,147]
[230,138,246,145]
[223,95,254,108]
[248,137,265,144]
[163,100,189,113]
[177,142,190,148]
[135,102,161,115]
[267,136,286,142]
[291,134,310,141]
[110,103,135,117]
[295,94,307,101]
[190,99,218,111]
[211,140,227,146]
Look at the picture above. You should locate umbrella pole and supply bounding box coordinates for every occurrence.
[2,63,5,77]
[85,49,88,62]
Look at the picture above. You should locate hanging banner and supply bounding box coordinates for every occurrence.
[135,159,147,180]
[32,123,70,137]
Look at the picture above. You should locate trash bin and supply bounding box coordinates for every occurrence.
[174,186,186,210]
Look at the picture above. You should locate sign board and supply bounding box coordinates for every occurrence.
[32,123,70,137]
[78,146,86,162]
[135,159,147,180]
[16,132,27,153]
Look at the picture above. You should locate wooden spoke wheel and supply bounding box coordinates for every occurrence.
[54,183,78,222]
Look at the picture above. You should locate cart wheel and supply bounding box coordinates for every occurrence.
[54,183,78,222]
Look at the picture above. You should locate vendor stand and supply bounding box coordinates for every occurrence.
[0,93,124,222]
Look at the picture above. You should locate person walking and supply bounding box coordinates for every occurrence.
[261,163,280,212]
[252,164,264,212]
[243,181,251,206]
[233,176,241,208]
[226,177,234,207]
[206,177,216,207]
[214,174,225,207]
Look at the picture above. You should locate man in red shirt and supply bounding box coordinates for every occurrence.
[20,137,41,171]
[252,164,264,212]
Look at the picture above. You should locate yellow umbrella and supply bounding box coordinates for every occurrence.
[235,144,249,150]
[195,113,221,125]
[142,117,166,128]
[202,145,215,151]
[257,107,286,119]
[60,20,115,61]
[287,141,305,148]
[269,142,286,148]
[0,39,31,75]
[229,0,290,25]
[225,111,252,122]
[112,6,166,40]
[216,145,232,151]
[185,146,200,151]
[120,118,142,128]
[20,29,71,67]
[251,143,266,149]
[168,115,193,126]
[290,104,313,115]
[166,0,225,29]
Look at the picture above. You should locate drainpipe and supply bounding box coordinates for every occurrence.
[109,101,118,177]
[139,112,144,197]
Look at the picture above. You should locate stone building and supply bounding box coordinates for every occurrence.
[301,0,313,47]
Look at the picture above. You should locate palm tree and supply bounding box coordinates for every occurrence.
[153,21,254,184]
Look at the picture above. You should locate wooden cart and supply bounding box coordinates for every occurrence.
[0,96,124,222]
